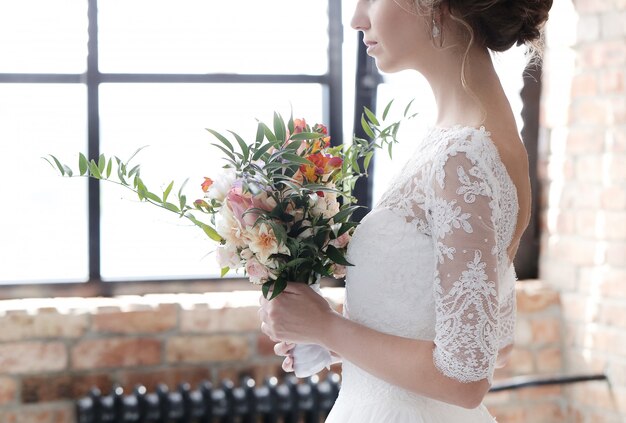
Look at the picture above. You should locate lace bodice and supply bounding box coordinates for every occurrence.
[342,126,518,395]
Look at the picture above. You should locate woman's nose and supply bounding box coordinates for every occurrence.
[350,1,370,31]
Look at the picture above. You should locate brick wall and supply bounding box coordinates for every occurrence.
[0,284,561,423]
[540,0,626,421]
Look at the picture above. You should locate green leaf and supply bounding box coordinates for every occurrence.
[361,114,375,139]
[63,165,73,177]
[49,155,66,176]
[97,154,106,174]
[251,142,275,162]
[145,191,161,203]
[78,153,88,176]
[382,99,394,120]
[289,132,325,141]
[255,122,265,144]
[404,98,415,117]
[89,160,101,179]
[106,158,113,179]
[259,122,277,142]
[363,151,374,173]
[363,106,380,126]
[332,205,362,223]
[279,152,313,166]
[128,164,141,178]
[211,142,239,162]
[126,145,148,165]
[220,267,230,277]
[228,130,250,161]
[206,128,235,152]
[273,112,286,144]
[163,180,174,203]
[325,244,353,266]
[269,278,287,300]
[163,202,180,213]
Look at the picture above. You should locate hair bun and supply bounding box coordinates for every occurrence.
[448,0,553,52]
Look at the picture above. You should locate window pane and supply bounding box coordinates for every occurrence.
[0,1,87,73]
[99,83,323,281]
[99,0,329,75]
[0,84,88,283]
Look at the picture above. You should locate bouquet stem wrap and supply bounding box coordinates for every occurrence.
[292,283,332,378]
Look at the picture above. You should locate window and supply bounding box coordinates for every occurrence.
[0,0,344,288]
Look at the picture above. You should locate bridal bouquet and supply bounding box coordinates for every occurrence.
[47,101,414,376]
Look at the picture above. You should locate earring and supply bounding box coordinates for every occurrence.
[432,20,441,38]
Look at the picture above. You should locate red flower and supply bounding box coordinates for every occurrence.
[299,153,343,182]
[201,177,214,192]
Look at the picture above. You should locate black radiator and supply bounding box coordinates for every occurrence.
[76,373,341,423]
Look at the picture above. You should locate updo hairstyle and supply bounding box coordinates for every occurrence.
[419,0,553,56]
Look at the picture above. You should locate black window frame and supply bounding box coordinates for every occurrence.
[0,0,344,296]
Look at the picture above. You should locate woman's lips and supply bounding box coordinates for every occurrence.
[364,40,378,53]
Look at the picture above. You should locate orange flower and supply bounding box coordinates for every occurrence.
[201,177,214,192]
[299,153,343,182]
[293,118,307,134]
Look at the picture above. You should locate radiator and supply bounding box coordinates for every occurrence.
[76,373,341,423]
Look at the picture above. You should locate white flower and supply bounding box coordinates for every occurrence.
[245,258,270,284]
[206,167,237,202]
[216,203,248,249]
[216,246,242,269]
[248,222,290,264]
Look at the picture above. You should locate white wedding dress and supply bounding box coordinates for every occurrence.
[325,126,518,422]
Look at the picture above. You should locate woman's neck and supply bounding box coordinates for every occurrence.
[421,44,504,129]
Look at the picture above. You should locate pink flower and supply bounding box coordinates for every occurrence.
[329,231,351,249]
[332,264,346,279]
[246,258,270,284]
[226,185,256,227]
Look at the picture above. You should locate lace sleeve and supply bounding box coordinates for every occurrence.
[426,148,500,384]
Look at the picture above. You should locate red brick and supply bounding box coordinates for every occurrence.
[180,306,259,333]
[576,0,614,13]
[0,403,74,423]
[166,335,249,363]
[568,381,619,410]
[506,348,535,375]
[600,185,626,209]
[0,311,88,341]
[256,333,278,356]
[579,41,626,68]
[117,366,212,393]
[488,406,526,423]
[576,155,605,182]
[561,293,596,323]
[608,154,626,181]
[536,347,562,373]
[613,126,626,152]
[71,338,162,370]
[21,373,112,403]
[565,349,607,374]
[516,282,561,313]
[524,401,566,422]
[579,267,626,299]
[570,98,611,125]
[566,126,605,154]
[92,305,177,334]
[530,318,561,345]
[0,342,67,374]
[600,69,626,94]
[571,72,599,97]
[606,241,626,266]
[548,236,602,266]
[0,376,17,405]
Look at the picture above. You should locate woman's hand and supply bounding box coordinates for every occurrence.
[274,341,296,372]
[258,282,337,346]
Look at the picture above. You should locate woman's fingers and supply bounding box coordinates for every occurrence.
[274,341,295,356]
[282,355,294,372]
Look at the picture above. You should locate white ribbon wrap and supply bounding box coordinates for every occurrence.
[292,283,332,378]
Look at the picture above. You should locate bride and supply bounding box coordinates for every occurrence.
[259,0,552,420]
